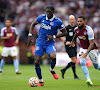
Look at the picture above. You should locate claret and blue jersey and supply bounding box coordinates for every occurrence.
[35,14,65,56]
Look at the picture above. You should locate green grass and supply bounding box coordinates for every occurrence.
[0,65,100,90]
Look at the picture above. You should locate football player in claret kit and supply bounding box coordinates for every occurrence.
[60,15,79,79]
[0,18,21,74]
[70,16,100,86]
[27,5,67,86]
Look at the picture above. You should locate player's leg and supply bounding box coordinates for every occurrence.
[71,57,80,79]
[61,47,79,79]
[49,52,59,79]
[0,47,9,74]
[12,56,21,74]
[79,48,93,86]
[60,48,72,78]
[0,57,7,74]
[34,45,44,86]
[34,55,44,86]
[89,50,100,70]
[80,56,93,86]
[11,46,21,74]
[46,44,59,79]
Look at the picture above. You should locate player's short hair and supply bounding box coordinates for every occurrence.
[78,16,85,21]
[5,18,12,22]
[46,5,55,11]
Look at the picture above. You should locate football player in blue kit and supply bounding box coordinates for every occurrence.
[27,5,67,86]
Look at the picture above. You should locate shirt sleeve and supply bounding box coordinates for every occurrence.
[57,19,65,30]
[0,28,4,36]
[15,27,18,35]
[87,26,94,40]
[36,14,43,23]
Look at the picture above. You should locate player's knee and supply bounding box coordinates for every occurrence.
[34,60,40,67]
[34,56,40,67]
[80,60,86,66]
[50,52,56,60]
[12,56,16,59]
[50,56,56,61]
[3,57,7,60]
[71,57,77,63]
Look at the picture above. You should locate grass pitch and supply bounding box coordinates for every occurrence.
[0,65,100,90]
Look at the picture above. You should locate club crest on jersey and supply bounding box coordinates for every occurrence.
[50,22,54,26]
[36,46,39,50]
[42,20,44,22]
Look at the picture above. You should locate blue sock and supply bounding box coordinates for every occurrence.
[13,59,19,72]
[50,59,56,70]
[35,65,42,79]
[0,59,6,71]
[79,57,91,81]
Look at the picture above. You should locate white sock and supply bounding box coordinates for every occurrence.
[50,67,54,71]
[39,79,43,82]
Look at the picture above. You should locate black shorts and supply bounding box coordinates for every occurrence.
[65,45,77,58]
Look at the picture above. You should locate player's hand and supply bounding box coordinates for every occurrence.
[27,36,33,46]
[66,41,71,45]
[15,39,19,45]
[6,36,11,39]
[69,41,75,47]
[81,53,87,59]
[47,34,53,41]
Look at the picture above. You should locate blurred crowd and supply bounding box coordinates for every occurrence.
[0,0,100,63]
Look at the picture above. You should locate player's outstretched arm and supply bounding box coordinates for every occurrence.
[56,28,67,38]
[0,36,10,39]
[27,20,38,46]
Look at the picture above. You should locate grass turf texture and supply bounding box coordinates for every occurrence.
[0,65,100,90]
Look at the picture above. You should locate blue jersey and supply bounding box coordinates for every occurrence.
[36,14,65,45]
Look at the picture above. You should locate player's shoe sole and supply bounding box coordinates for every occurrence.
[50,70,59,79]
[38,82,44,86]
[86,80,93,86]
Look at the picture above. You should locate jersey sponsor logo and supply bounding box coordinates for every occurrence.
[78,36,86,40]
[41,23,51,30]
[6,33,13,37]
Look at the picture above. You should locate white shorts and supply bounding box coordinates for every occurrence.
[2,46,18,57]
[79,48,99,64]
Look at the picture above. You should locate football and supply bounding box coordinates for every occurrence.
[29,77,39,87]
